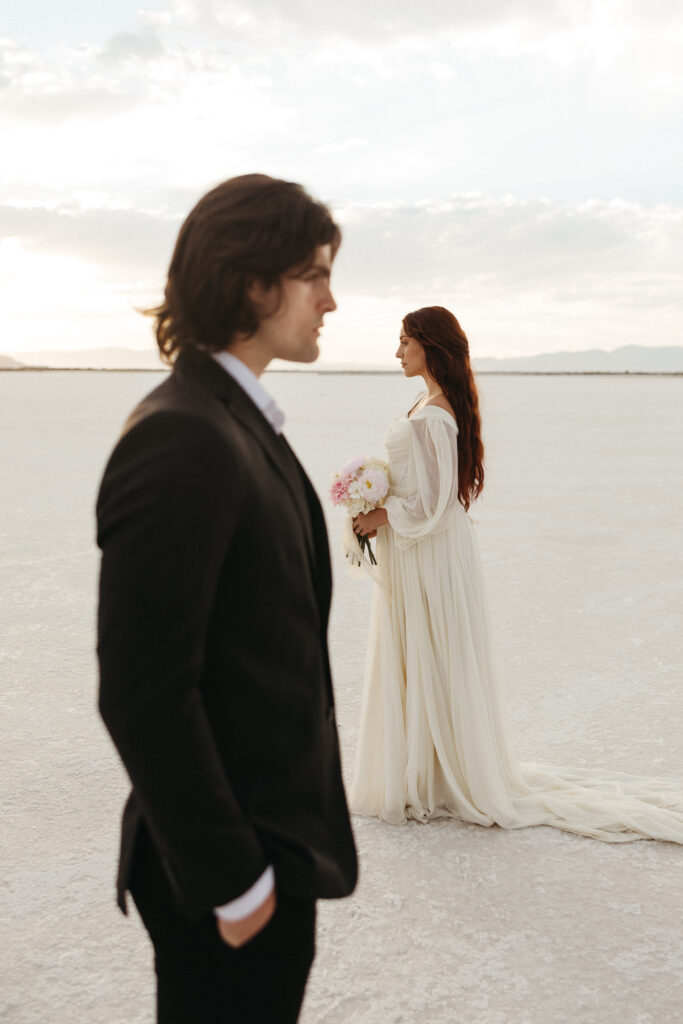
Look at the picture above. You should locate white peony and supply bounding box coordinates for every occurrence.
[356,470,390,506]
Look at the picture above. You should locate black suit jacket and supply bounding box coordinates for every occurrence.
[96,351,357,920]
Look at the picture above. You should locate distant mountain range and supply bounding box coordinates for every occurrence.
[4,347,166,370]
[472,345,683,373]
[3,344,682,373]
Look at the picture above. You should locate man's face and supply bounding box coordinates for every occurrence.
[250,244,337,364]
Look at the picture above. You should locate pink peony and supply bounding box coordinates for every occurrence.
[329,474,351,506]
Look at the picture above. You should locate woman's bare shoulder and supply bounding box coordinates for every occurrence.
[425,394,456,420]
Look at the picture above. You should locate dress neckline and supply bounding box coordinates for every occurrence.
[405,404,457,425]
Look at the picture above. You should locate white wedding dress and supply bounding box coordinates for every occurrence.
[348,405,683,843]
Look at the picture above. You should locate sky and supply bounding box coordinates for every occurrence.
[1,0,682,365]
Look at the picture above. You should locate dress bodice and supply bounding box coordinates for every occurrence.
[384,416,413,497]
[385,406,459,500]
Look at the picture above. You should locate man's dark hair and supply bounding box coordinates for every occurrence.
[147,174,342,364]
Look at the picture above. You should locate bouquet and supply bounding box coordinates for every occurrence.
[329,455,390,566]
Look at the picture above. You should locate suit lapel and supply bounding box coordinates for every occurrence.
[174,351,318,571]
[279,434,332,621]
[296,463,333,630]
[228,404,318,573]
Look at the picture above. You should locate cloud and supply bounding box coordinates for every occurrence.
[0,201,179,282]
[3,191,682,306]
[333,194,683,296]
[1,4,681,358]
[326,194,683,356]
[159,0,683,76]
[0,35,290,196]
[164,0,586,41]
[1,191,681,358]
[98,29,165,65]
[1,5,680,207]
[4,86,143,123]
[0,36,145,124]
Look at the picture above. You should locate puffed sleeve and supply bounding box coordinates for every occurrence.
[383,409,460,548]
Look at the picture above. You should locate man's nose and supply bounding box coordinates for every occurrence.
[323,286,337,313]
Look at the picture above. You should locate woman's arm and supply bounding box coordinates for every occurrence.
[382,413,460,547]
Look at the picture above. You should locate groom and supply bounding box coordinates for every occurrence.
[96,174,358,1023]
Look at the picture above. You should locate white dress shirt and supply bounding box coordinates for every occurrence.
[212,350,285,434]
[210,350,282,922]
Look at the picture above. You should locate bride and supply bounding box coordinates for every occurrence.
[348,305,683,843]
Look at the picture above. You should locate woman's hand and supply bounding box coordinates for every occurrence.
[353,508,389,538]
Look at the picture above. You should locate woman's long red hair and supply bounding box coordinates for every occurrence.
[403,306,484,511]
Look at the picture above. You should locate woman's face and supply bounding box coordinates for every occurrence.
[396,329,426,378]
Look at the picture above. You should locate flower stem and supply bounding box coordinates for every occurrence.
[359,535,377,566]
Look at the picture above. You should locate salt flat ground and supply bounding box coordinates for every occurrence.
[1,370,681,1024]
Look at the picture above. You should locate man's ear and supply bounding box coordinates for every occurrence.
[246,276,264,299]
[247,276,281,319]
[246,277,266,303]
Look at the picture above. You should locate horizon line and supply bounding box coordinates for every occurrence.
[2,367,681,378]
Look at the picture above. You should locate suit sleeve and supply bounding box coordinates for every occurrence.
[96,410,268,918]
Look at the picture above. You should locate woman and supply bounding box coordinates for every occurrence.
[349,305,683,842]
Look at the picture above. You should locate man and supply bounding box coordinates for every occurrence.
[96,174,358,1023]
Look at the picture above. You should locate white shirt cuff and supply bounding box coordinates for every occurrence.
[213,865,275,923]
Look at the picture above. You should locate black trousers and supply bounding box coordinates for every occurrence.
[129,828,316,1024]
